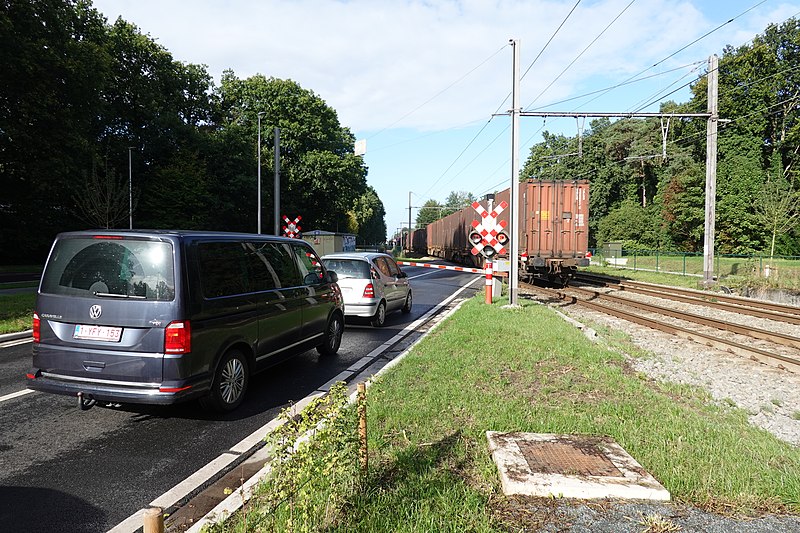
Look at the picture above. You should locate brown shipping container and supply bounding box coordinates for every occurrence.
[522,179,589,259]
[486,179,589,260]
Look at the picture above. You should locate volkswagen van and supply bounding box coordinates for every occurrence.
[27,230,344,412]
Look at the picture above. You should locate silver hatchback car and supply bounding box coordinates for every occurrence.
[321,252,411,326]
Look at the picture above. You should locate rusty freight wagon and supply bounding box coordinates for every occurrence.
[425,179,590,286]
[408,228,428,255]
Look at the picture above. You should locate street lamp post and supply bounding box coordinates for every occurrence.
[128,146,134,230]
[257,112,264,234]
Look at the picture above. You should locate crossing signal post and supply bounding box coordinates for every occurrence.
[282,215,302,238]
[469,200,508,304]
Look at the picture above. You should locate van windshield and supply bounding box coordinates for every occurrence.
[41,237,175,301]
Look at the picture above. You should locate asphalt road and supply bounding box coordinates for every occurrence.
[0,265,480,533]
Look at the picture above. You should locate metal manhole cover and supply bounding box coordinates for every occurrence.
[517,439,623,477]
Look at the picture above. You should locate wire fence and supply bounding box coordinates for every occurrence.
[590,248,800,288]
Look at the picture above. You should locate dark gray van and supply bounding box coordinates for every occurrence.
[27,230,345,412]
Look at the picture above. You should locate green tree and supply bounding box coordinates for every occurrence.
[756,152,800,257]
[415,199,444,228]
[0,0,111,260]
[215,73,368,233]
[350,186,387,245]
[442,190,476,217]
[73,163,131,229]
[658,153,705,251]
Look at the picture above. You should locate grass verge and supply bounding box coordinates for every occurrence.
[219,294,800,532]
[0,292,34,334]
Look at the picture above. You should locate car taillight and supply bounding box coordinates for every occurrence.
[32,313,40,343]
[165,320,191,354]
[363,283,375,298]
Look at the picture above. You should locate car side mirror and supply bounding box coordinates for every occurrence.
[326,271,338,283]
[397,271,408,278]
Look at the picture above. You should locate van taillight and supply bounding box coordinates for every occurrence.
[165,321,191,354]
[32,313,40,343]
[363,284,375,298]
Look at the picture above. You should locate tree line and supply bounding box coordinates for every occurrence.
[0,0,386,264]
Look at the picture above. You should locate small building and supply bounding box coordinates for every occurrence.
[302,230,356,256]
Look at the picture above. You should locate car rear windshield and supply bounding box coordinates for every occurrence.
[321,258,371,279]
[41,237,175,301]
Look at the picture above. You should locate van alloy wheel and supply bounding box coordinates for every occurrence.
[220,357,246,405]
[201,349,249,412]
[317,312,343,356]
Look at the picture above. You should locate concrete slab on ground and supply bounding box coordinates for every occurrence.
[487,432,670,501]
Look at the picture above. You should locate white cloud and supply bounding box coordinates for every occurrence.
[92,0,800,134]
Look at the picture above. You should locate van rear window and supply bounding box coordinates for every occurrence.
[41,237,175,301]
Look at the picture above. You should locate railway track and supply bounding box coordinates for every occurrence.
[520,280,800,374]
[574,273,800,324]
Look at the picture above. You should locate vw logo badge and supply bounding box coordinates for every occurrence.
[89,305,102,320]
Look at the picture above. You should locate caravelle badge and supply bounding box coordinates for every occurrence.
[89,305,102,320]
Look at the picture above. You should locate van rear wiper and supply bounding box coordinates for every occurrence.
[93,291,147,299]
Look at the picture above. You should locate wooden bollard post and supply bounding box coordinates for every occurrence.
[143,507,164,533]
[358,382,367,473]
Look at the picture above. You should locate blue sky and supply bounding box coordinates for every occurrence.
[92,0,800,239]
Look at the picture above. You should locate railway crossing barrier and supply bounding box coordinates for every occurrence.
[396,261,500,303]
[396,261,485,274]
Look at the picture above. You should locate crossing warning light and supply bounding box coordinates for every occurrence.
[481,244,498,258]
[469,230,483,246]
[495,231,509,247]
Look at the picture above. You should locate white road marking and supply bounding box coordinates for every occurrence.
[0,389,35,403]
[0,337,32,348]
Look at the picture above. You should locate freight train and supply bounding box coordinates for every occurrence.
[410,179,590,287]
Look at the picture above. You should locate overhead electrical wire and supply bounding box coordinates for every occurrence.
[406,0,781,215]
[544,86,800,185]
[629,64,705,113]
[527,61,705,111]
[568,0,768,114]
[519,0,774,159]
[366,43,508,143]
[525,0,637,110]
[419,0,583,201]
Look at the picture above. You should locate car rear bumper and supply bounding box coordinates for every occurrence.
[342,301,380,318]
[26,370,207,405]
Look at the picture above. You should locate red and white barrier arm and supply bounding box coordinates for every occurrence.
[397,261,485,274]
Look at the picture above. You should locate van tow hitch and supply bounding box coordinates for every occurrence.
[77,392,96,411]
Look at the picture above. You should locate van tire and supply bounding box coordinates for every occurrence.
[200,349,249,412]
[317,312,344,356]
[371,301,387,327]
